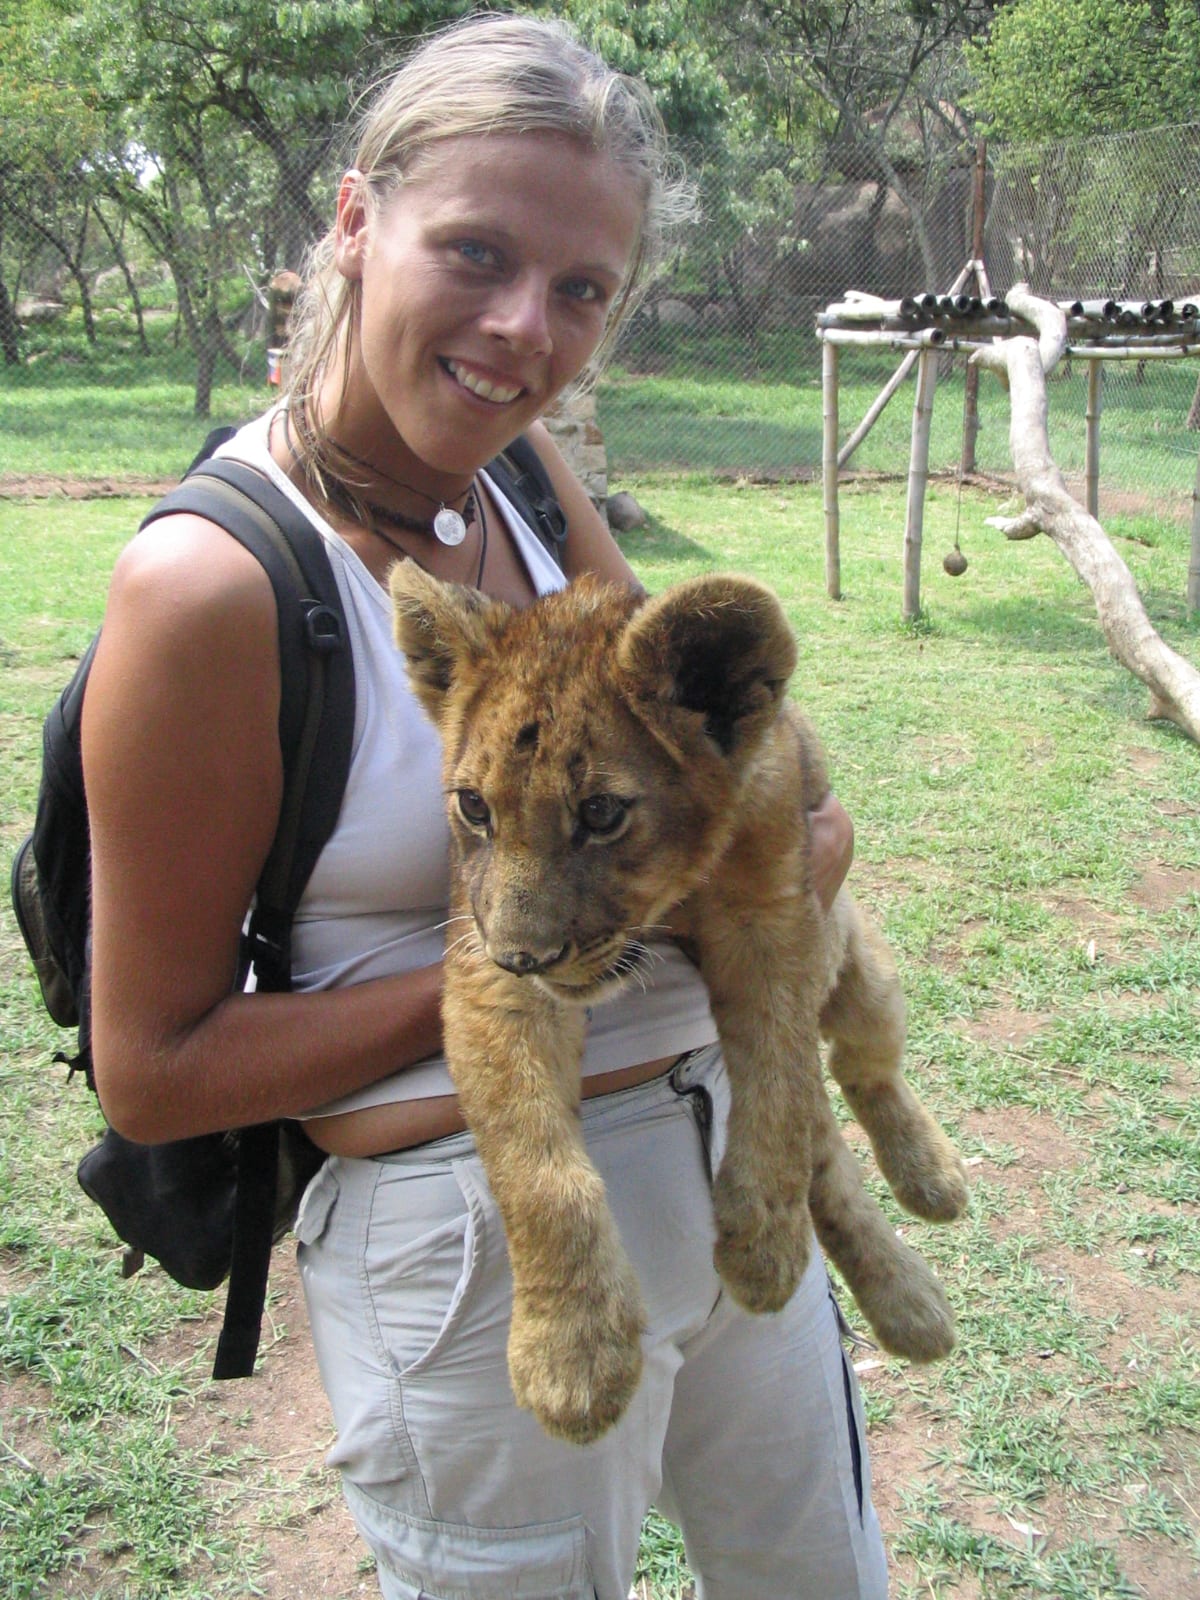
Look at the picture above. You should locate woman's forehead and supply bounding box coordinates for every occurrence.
[398,130,645,213]
[383,131,645,268]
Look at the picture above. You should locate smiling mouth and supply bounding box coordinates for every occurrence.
[443,358,524,405]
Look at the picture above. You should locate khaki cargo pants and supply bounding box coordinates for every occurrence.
[296,1046,889,1599]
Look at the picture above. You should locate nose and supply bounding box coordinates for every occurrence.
[484,273,554,357]
[490,941,568,977]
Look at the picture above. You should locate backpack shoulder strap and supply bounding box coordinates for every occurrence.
[140,459,355,970]
[486,433,568,565]
[141,458,355,1381]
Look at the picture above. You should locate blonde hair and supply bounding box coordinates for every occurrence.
[285,11,692,478]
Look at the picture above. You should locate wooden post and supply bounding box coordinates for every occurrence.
[904,347,939,620]
[1085,359,1103,519]
[1189,447,1200,614]
[822,338,841,600]
[961,141,987,475]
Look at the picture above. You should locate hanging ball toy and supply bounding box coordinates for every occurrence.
[943,546,968,576]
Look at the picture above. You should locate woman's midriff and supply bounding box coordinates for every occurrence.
[305,1051,684,1158]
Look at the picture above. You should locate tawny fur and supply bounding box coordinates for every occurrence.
[391,564,968,1445]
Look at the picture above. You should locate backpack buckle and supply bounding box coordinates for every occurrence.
[244,907,292,990]
[303,602,344,654]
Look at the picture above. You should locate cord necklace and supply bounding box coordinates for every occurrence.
[322,474,490,589]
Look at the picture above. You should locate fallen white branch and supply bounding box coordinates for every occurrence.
[972,284,1200,743]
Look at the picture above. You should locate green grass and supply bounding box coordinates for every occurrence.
[5,318,1199,522]
[2,472,1198,1596]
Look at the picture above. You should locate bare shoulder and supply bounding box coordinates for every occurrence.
[107,508,278,626]
[84,507,283,823]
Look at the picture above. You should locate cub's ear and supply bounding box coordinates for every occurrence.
[617,575,796,757]
[389,560,505,724]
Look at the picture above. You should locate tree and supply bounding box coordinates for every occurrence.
[970,0,1200,420]
[967,0,1200,141]
[35,0,471,413]
[693,1,1002,284]
[0,0,108,360]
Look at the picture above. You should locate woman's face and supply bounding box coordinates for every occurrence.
[331,131,644,483]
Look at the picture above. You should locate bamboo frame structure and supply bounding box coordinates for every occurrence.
[1086,361,1103,520]
[822,339,840,599]
[817,269,1200,617]
[904,349,938,620]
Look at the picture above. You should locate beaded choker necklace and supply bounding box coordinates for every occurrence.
[321,472,490,588]
[335,442,477,546]
[281,403,478,547]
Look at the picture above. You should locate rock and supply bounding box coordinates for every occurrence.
[606,491,647,532]
[15,299,66,325]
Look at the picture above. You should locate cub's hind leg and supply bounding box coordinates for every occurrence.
[684,878,825,1317]
[808,1085,957,1362]
[820,898,968,1223]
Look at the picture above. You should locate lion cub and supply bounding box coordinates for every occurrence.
[391,563,967,1444]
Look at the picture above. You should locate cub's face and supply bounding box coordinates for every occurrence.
[390,566,797,1004]
[446,641,719,1001]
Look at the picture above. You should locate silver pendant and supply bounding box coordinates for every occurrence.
[433,506,467,546]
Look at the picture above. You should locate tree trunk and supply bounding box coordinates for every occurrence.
[92,202,150,354]
[973,284,1200,744]
[0,273,20,365]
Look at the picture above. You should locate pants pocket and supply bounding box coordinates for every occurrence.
[343,1479,595,1600]
[364,1154,495,1379]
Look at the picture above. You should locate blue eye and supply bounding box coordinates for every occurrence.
[459,240,498,268]
[561,278,602,303]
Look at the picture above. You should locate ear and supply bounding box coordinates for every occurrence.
[333,169,371,281]
[617,575,796,758]
[389,560,506,726]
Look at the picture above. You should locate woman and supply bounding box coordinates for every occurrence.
[82,15,888,1599]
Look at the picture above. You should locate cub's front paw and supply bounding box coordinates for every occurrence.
[507,1276,645,1446]
[712,1166,811,1314]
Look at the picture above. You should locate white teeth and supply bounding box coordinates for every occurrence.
[447,360,521,404]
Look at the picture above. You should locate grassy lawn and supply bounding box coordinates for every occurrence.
[5,321,1200,524]
[2,471,1198,1598]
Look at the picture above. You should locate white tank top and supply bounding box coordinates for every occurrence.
[218,413,717,1116]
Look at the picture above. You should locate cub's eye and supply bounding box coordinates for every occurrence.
[457,788,491,828]
[579,794,628,837]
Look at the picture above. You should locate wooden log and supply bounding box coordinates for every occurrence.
[822,339,841,600]
[972,284,1200,743]
[939,338,1200,361]
[1190,450,1200,615]
[903,347,938,620]
[1064,341,1200,359]
[962,149,987,478]
[1085,360,1102,519]
[820,327,946,348]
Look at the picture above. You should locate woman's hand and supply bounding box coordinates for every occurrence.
[808,791,854,912]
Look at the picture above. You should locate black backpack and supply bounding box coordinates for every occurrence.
[10,429,566,1379]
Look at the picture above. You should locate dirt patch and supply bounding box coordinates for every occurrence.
[0,477,174,501]
[168,1254,368,1599]
[1129,863,1200,911]
[964,1007,1054,1053]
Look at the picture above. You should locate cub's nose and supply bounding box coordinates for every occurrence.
[490,942,568,977]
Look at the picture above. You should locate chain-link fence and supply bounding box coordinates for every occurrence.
[602,122,1200,524]
[4,121,1200,523]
